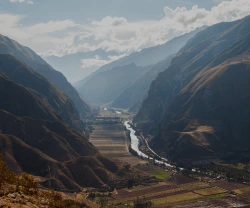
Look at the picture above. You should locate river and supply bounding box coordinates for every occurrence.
[124,121,173,168]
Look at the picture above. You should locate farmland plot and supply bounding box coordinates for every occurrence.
[90,123,146,165]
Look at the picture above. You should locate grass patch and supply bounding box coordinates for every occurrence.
[112,200,132,207]
[194,187,227,196]
[152,192,203,205]
[219,163,247,170]
[148,170,172,180]
[208,193,227,199]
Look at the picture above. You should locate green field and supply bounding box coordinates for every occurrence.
[148,170,172,180]
[209,193,228,199]
[194,187,227,196]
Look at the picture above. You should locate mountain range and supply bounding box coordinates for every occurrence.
[0,37,142,191]
[0,34,92,119]
[74,29,201,108]
[134,15,250,164]
[44,49,123,83]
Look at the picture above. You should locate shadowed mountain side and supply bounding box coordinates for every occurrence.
[0,109,132,190]
[153,55,250,163]
[134,15,250,134]
[0,34,92,118]
[0,72,59,121]
[0,72,144,190]
[0,54,85,132]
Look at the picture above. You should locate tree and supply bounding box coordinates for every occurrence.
[133,197,153,208]
[127,179,136,189]
[99,196,108,207]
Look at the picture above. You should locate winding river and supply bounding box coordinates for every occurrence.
[125,121,173,168]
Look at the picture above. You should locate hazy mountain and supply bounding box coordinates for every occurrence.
[76,63,150,104]
[75,29,202,105]
[134,15,250,163]
[44,49,123,83]
[0,34,92,118]
[112,55,173,111]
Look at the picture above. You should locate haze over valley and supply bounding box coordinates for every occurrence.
[1,0,250,207]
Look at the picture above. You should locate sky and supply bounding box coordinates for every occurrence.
[1,0,250,80]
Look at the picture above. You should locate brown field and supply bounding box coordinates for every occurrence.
[182,182,210,191]
[152,192,203,206]
[90,123,146,166]
[167,174,197,185]
[166,196,250,208]
[116,184,178,199]
[194,187,227,196]
[212,181,248,191]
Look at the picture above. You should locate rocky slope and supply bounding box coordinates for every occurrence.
[134,15,250,163]
[0,72,143,191]
[134,15,250,134]
[0,34,92,118]
[0,54,84,132]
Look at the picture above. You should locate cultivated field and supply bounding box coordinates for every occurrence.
[88,112,250,208]
[90,123,146,166]
[193,187,227,196]
[108,174,250,207]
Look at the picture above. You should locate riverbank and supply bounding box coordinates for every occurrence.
[124,121,173,168]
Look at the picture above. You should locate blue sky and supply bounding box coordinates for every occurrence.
[0,0,250,81]
[2,0,220,24]
[1,0,245,56]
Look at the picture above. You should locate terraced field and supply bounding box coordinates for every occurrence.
[88,114,250,208]
[90,123,146,165]
[109,175,250,207]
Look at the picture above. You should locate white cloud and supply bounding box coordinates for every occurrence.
[0,13,75,54]
[81,54,126,69]
[92,16,128,27]
[45,0,250,58]
[2,0,250,69]
[81,55,110,68]
[27,20,77,34]
[10,0,34,4]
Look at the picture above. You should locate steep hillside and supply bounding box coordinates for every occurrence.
[155,54,250,163]
[0,54,84,132]
[134,15,250,134]
[0,34,92,118]
[134,16,250,163]
[0,72,59,122]
[0,73,140,190]
[112,55,173,111]
[76,63,150,104]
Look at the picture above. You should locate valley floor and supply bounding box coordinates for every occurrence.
[86,109,250,207]
[90,123,146,166]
